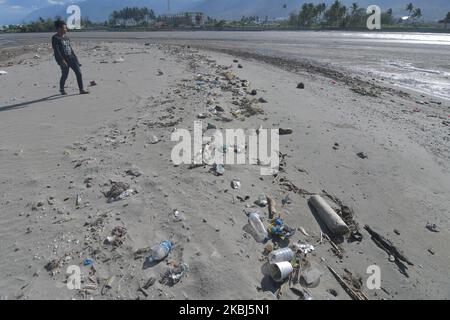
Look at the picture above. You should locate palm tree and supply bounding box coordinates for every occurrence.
[405,3,414,17]
[351,2,359,15]
[445,12,450,29]
[412,8,422,24]
[315,3,326,24]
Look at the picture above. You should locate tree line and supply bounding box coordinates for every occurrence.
[2,3,450,32]
[286,1,429,27]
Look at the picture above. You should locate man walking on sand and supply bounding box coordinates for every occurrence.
[52,20,89,95]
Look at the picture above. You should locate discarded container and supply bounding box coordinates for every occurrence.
[113,57,124,63]
[213,163,225,175]
[115,189,135,201]
[166,263,189,285]
[76,195,81,208]
[309,195,349,235]
[147,240,173,263]
[248,212,268,243]
[83,258,93,266]
[293,243,315,255]
[231,179,241,189]
[172,209,185,222]
[268,247,294,264]
[256,194,268,207]
[301,267,321,288]
[268,218,296,239]
[149,135,159,144]
[270,261,293,282]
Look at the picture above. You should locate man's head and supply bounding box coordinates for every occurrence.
[55,20,67,35]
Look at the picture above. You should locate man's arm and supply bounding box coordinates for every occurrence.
[70,44,81,66]
[52,36,67,66]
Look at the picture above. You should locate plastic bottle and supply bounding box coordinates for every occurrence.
[269,247,294,264]
[147,240,173,263]
[248,212,268,243]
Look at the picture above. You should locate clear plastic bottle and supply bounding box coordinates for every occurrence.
[268,247,294,263]
[147,240,173,263]
[248,212,268,243]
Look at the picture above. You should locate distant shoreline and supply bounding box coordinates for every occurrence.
[2,26,449,35]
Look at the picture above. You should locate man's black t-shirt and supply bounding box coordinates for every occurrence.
[52,34,78,65]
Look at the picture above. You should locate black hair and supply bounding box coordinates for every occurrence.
[54,20,67,30]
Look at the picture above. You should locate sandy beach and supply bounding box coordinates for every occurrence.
[0,33,449,300]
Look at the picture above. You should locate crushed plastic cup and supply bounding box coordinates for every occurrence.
[270,261,293,282]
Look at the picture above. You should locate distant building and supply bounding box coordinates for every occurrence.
[159,12,204,27]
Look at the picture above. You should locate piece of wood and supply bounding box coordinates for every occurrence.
[309,195,350,235]
[364,225,413,266]
[266,196,277,219]
[327,266,367,300]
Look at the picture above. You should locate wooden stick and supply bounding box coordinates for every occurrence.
[327,265,367,300]
[267,196,278,219]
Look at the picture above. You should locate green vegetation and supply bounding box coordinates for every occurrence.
[109,7,156,27]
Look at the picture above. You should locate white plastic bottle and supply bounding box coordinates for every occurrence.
[248,212,268,243]
[268,247,294,263]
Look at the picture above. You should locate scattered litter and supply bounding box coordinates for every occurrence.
[143,277,156,289]
[212,163,225,176]
[298,226,310,237]
[101,275,116,295]
[149,135,160,144]
[248,212,268,243]
[83,259,93,266]
[309,195,349,236]
[0,70,8,75]
[270,261,293,282]
[113,57,125,63]
[258,97,268,103]
[364,225,413,277]
[297,83,305,89]
[327,266,367,300]
[268,218,296,239]
[172,209,185,222]
[125,168,142,177]
[281,195,291,205]
[301,267,321,288]
[75,195,82,208]
[147,240,173,263]
[231,179,241,189]
[357,152,368,159]
[160,263,189,286]
[105,182,136,203]
[268,247,294,263]
[255,194,268,207]
[279,128,293,135]
[293,243,315,255]
[426,223,439,233]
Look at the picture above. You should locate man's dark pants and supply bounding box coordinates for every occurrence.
[59,58,84,91]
